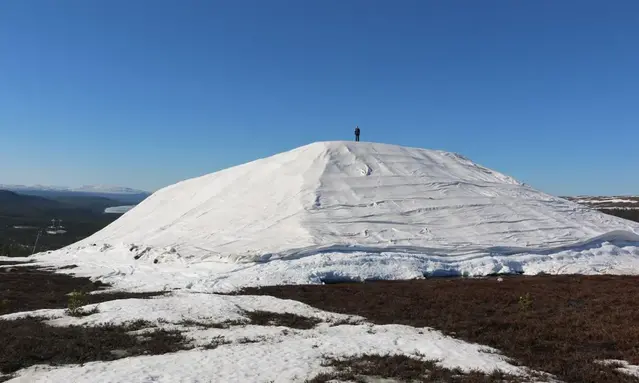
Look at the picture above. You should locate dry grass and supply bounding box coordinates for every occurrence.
[175,310,319,330]
[243,275,639,383]
[0,265,180,380]
[4,262,639,382]
[175,318,245,329]
[0,264,333,379]
[245,310,321,329]
[0,266,164,315]
[0,317,188,376]
[306,354,528,382]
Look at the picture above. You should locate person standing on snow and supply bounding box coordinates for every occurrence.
[354,126,360,141]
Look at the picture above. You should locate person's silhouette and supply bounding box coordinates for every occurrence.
[354,126,360,141]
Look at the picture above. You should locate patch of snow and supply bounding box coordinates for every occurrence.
[598,360,639,377]
[1,292,358,326]
[586,198,639,203]
[566,196,639,210]
[3,293,540,383]
[6,326,531,383]
[104,206,135,214]
[580,199,638,204]
[0,256,33,263]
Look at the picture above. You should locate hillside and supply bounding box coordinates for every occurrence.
[565,196,639,223]
[0,190,75,217]
[0,185,150,204]
[51,196,129,214]
[0,184,149,195]
[0,190,126,217]
[564,196,639,210]
[29,141,639,291]
[0,191,124,257]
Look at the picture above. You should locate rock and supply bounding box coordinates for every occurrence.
[109,349,130,358]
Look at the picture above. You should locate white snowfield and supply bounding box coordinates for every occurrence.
[23,141,639,292]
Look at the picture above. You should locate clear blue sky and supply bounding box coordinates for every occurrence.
[1,0,637,195]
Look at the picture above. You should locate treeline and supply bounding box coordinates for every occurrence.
[0,240,33,257]
[0,190,127,257]
[0,214,119,257]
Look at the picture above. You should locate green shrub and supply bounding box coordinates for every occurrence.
[0,299,9,312]
[66,290,98,317]
[518,292,532,312]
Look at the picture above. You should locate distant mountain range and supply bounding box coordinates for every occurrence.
[0,184,151,204]
[0,189,127,217]
[0,184,149,194]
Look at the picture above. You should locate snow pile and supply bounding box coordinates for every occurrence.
[24,141,639,290]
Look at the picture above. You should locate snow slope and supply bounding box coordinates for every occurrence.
[24,141,639,290]
[70,141,639,259]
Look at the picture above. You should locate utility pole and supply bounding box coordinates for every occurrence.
[32,229,42,255]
